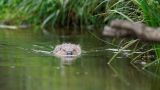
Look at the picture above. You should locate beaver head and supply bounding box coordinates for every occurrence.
[52,43,81,58]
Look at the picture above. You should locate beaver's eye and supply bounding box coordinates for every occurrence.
[73,49,76,52]
[62,49,66,52]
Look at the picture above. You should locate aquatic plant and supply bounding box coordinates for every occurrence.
[108,39,138,64]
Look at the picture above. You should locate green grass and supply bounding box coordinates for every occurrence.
[108,39,138,64]
[0,0,142,28]
[134,0,160,68]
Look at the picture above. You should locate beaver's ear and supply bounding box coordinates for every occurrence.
[53,45,62,53]
[76,45,81,50]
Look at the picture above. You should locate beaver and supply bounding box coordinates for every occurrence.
[52,43,81,59]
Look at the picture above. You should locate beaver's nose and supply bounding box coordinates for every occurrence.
[67,51,72,55]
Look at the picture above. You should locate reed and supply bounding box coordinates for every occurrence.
[134,0,160,68]
[0,0,141,28]
[108,39,138,64]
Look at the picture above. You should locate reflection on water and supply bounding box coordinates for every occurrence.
[0,28,160,90]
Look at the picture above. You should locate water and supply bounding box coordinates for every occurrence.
[0,28,160,90]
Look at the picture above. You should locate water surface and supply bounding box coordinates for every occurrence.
[0,28,159,90]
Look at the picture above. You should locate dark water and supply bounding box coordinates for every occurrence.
[0,28,160,90]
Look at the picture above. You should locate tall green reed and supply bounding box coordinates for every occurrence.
[0,0,142,28]
[134,0,160,68]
